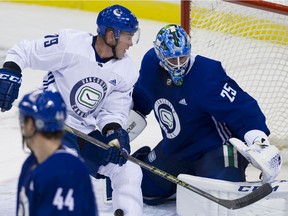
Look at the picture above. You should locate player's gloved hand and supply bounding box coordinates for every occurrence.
[229,137,282,183]
[0,68,22,112]
[105,128,130,166]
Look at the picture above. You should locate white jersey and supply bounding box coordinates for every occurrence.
[5,29,138,134]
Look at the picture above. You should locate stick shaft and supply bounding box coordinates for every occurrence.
[64,124,272,209]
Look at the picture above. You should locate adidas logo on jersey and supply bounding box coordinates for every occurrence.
[109,79,116,86]
[179,98,187,105]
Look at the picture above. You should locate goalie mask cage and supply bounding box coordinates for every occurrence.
[181,0,288,164]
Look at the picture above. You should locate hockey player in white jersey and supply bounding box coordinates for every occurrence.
[0,4,142,216]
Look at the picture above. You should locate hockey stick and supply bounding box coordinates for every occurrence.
[64,124,273,210]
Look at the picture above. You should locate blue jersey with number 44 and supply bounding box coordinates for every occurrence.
[16,149,97,216]
[133,48,269,160]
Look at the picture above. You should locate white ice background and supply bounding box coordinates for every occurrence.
[0,2,287,216]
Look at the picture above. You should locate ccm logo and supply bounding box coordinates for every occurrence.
[126,121,136,133]
[238,185,279,192]
[0,73,21,84]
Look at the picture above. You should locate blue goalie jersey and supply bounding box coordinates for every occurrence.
[16,149,98,216]
[133,48,270,160]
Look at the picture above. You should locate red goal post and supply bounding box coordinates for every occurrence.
[180,0,288,164]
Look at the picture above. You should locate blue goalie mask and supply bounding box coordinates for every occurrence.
[19,89,67,132]
[97,4,140,44]
[154,24,191,86]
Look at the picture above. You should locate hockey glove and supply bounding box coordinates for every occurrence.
[105,128,130,166]
[229,137,282,183]
[0,68,22,112]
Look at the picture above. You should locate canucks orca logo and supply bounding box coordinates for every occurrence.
[70,77,107,118]
[78,86,102,109]
[159,108,173,129]
[154,98,180,139]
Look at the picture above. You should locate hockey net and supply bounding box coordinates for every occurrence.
[181,0,288,164]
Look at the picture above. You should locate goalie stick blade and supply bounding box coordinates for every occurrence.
[218,183,273,209]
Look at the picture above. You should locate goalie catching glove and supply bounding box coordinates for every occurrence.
[229,130,282,183]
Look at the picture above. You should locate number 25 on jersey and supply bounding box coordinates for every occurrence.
[220,83,237,102]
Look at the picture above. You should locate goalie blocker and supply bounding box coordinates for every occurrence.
[177,174,288,216]
[125,109,147,141]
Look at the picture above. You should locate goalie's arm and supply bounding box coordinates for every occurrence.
[126,79,154,141]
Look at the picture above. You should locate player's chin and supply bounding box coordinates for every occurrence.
[116,52,125,59]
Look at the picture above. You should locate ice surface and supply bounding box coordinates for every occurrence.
[0,2,286,216]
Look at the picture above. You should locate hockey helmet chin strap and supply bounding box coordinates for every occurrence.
[102,30,119,59]
[103,39,119,59]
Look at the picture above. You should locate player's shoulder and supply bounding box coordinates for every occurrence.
[142,47,158,63]
[111,54,138,86]
[39,149,87,175]
[192,54,225,77]
[54,28,94,57]
[58,28,91,36]
[194,55,222,66]
[140,48,159,72]
[57,28,93,43]
[51,149,85,165]
[118,54,136,68]
[21,154,37,172]
[183,54,228,93]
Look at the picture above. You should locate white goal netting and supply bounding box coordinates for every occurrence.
[186,0,288,163]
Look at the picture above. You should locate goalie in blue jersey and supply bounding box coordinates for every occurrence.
[16,89,98,215]
[132,24,282,205]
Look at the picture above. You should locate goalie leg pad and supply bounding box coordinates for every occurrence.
[177,174,288,216]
